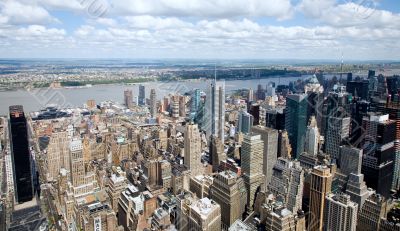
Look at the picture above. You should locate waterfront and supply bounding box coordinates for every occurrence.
[0,75,316,115]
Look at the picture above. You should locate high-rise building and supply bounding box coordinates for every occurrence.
[184,124,203,176]
[345,173,374,210]
[252,125,278,186]
[149,89,157,118]
[248,88,254,102]
[324,193,358,231]
[278,130,292,159]
[191,89,201,114]
[209,171,241,230]
[308,165,332,231]
[106,173,127,212]
[325,116,351,161]
[268,158,304,213]
[304,116,320,156]
[138,85,145,106]
[285,94,308,158]
[357,193,388,231]
[242,134,264,212]
[238,111,254,134]
[187,197,222,231]
[210,135,226,172]
[361,114,396,198]
[78,201,119,231]
[324,89,351,136]
[9,105,33,203]
[46,131,70,182]
[339,145,363,176]
[124,89,133,108]
[204,80,225,143]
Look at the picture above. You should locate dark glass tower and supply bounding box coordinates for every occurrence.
[285,94,308,159]
[9,105,33,203]
[138,84,145,106]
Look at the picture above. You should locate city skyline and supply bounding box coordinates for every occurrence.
[0,0,399,60]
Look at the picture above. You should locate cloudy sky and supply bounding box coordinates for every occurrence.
[0,0,399,60]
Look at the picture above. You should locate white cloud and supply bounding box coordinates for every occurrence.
[0,1,58,25]
[111,0,294,20]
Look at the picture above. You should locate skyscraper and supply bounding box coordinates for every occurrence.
[268,157,304,213]
[184,123,203,176]
[248,88,254,102]
[204,79,225,143]
[187,197,222,231]
[124,89,133,108]
[209,171,241,230]
[242,134,264,212]
[191,89,201,114]
[285,94,308,159]
[361,114,396,198]
[138,85,145,106]
[357,193,388,231]
[339,145,362,176]
[252,125,278,186]
[324,193,358,231]
[238,111,254,134]
[326,115,351,161]
[308,165,332,231]
[9,105,33,203]
[149,89,157,118]
[304,116,320,156]
[210,135,226,172]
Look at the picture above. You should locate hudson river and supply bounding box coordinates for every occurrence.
[0,76,314,115]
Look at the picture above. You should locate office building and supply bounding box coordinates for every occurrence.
[150,88,157,118]
[184,123,203,176]
[345,173,374,209]
[325,116,351,161]
[209,171,241,230]
[187,197,222,231]
[78,201,119,231]
[268,158,304,213]
[242,134,264,212]
[45,131,70,182]
[204,79,225,143]
[324,193,358,231]
[191,89,201,114]
[189,175,213,199]
[278,130,292,159]
[210,135,226,172]
[285,94,308,158]
[138,85,145,106]
[308,165,332,231]
[248,88,254,102]
[124,89,133,108]
[9,105,33,203]
[252,125,278,186]
[304,116,320,156]
[106,173,127,212]
[238,111,254,134]
[357,193,388,231]
[340,146,363,176]
[361,114,396,198]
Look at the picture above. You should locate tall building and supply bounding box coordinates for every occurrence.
[184,124,203,176]
[252,125,278,186]
[149,89,157,118]
[304,116,320,156]
[242,134,264,212]
[187,197,222,231]
[268,158,304,213]
[248,88,254,102]
[179,95,186,117]
[339,145,363,176]
[209,171,241,230]
[46,131,70,182]
[361,114,396,198]
[124,89,133,108]
[9,105,33,203]
[69,139,85,187]
[325,116,351,161]
[237,111,253,134]
[204,79,225,143]
[308,165,332,231]
[324,193,358,231]
[78,201,118,231]
[191,89,201,114]
[138,85,145,106]
[285,94,308,158]
[210,135,226,172]
[345,173,373,209]
[357,193,388,231]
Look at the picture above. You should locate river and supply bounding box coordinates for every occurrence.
[0,76,316,115]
